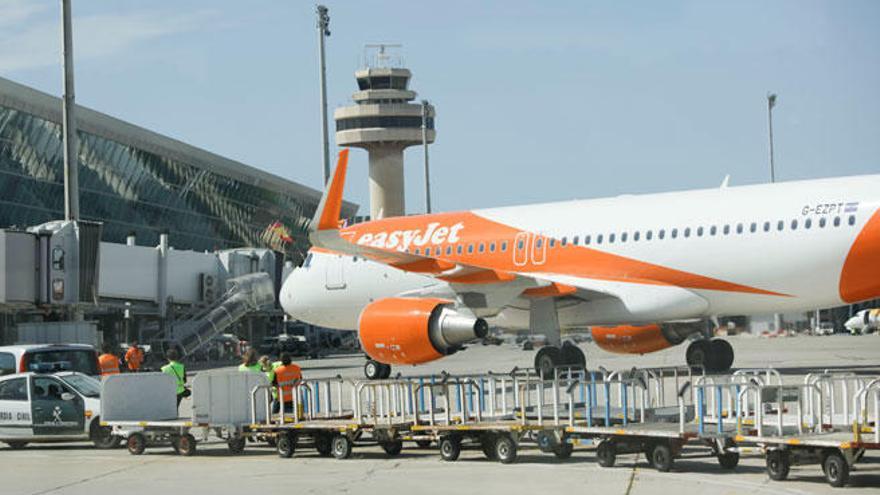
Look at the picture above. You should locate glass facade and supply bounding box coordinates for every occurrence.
[0,103,339,259]
[336,115,434,132]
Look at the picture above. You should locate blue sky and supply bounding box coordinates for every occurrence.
[1,0,878,213]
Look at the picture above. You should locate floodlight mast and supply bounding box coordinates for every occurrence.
[317,5,331,184]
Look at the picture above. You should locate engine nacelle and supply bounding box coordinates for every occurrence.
[358,297,489,365]
[591,322,703,355]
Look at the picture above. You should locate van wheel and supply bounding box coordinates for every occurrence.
[127,433,146,455]
[91,421,121,449]
[6,441,28,450]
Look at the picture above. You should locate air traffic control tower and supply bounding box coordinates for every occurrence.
[334,45,435,219]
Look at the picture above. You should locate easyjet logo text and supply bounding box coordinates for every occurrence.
[356,222,465,251]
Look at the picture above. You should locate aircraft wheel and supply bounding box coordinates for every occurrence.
[534,346,562,378]
[364,360,388,380]
[686,340,710,372]
[710,339,734,372]
[379,363,392,379]
[560,341,586,368]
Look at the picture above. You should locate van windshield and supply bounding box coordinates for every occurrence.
[26,350,98,376]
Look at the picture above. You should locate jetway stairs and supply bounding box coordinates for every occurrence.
[148,273,275,361]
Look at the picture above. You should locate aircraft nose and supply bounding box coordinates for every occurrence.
[280,269,309,320]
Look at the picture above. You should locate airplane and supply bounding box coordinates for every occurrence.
[281,149,880,379]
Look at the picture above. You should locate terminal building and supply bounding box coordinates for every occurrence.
[0,76,356,259]
[0,77,358,355]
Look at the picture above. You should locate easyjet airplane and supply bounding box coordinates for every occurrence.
[281,149,880,379]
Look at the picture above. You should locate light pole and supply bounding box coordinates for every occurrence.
[316,5,331,184]
[61,0,79,220]
[421,100,432,214]
[767,93,777,183]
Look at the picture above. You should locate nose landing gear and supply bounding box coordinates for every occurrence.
[685,338,734,373]
[364,359,392,380]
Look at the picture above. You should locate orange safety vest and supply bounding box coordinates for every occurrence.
[274,364,302,402]
[125,347,144,371]
[98,353,120,376]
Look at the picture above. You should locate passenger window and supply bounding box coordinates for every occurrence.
[596,234,603,244]
[609,233,615,243]
[536,239,543,248]
[33,376,71,400]
[658,229,665,240]
[696,226,703,237]
[848,215,856,226]
[709,226,716,236]
[478,243,485,253]
[517,240,524,249]
[489,243,496,253]
[561,237,567,246]
[457,245,463,254]
[621,232,628,242]
[585,235,591,245]
[0,377,27,401]
[805,218,812,229]
[723,225,730,235]
[777,220,784,231]
[634,231,640,241]
[736,223,743,234]
[549,239,555,248]
[819,217,826,228]
[791,219,798,230]
[763,221,770,232]
[833,216,841,227]
[573,236,579,246]
[684,227,691,238]
[501,241,508,252]
[446,246,452,255]
[671,228,678,239]
[415,248,420,255]
[750,222,757,233]
[646,230,653,240]
[467,245,474,254]
[0,352,14,376]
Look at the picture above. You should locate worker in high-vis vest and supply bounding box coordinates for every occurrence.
[124,341,145,372]
[161,348,188,408]
[238,349,262,373]
[272,352,302,413]
[98,343,120,376]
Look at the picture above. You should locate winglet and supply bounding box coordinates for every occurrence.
[312,149,349,231]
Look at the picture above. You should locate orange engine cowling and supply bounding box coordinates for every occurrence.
[358,297,489,365]
[591,323,702,355]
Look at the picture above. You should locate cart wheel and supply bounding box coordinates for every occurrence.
[651,443,674,472]
[276,433,296,458]
[439,436,461,462]
[127,433,146,455]
[415,439,432,449]
[823,451,849,488]
[481,434,497,460]
[6,441,28,450]
[381,439,403,456]
[596,441,616,468]
[265,436,277,448]
[332,434,353,460]
[175,433,197,456]
[91,423,122,449]
[227,436,246,455]
[536,430,555,453]
[494,434,517,464]
[718,452,739,469]
[315,433,332,457]
[554,442,573,460]
[766,450,790,481]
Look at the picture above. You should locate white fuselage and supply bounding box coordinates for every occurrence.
[281,175,880,331]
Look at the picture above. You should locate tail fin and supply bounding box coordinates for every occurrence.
[311,148,349,232]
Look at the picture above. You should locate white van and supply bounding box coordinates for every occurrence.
[0,344,100,377]
[0,371,119,449]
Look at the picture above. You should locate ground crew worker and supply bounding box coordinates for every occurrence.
[272,352,302,413]
[259,355,280,408]
[238,349,261,372]
[98,342,120,377]
[125,341,144,372]
[161,348,188,408]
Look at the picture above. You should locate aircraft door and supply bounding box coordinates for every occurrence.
[325,254,347,290]
[31,376,84,436]
[531,235,547,265]
[513,232,530,266]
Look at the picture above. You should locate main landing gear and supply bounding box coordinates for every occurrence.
[364,359,392,380]
[685,338,734,373]
[534,341,586,377]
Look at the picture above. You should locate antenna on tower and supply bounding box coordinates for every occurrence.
[362,44,404,69]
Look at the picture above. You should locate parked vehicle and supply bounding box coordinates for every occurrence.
[0,344,99,377]
[0,371,119,449]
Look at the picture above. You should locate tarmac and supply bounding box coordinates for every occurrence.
[3,333,879,495]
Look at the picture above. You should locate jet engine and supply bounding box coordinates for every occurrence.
[358,297,488,365]
[591,322,703,355]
